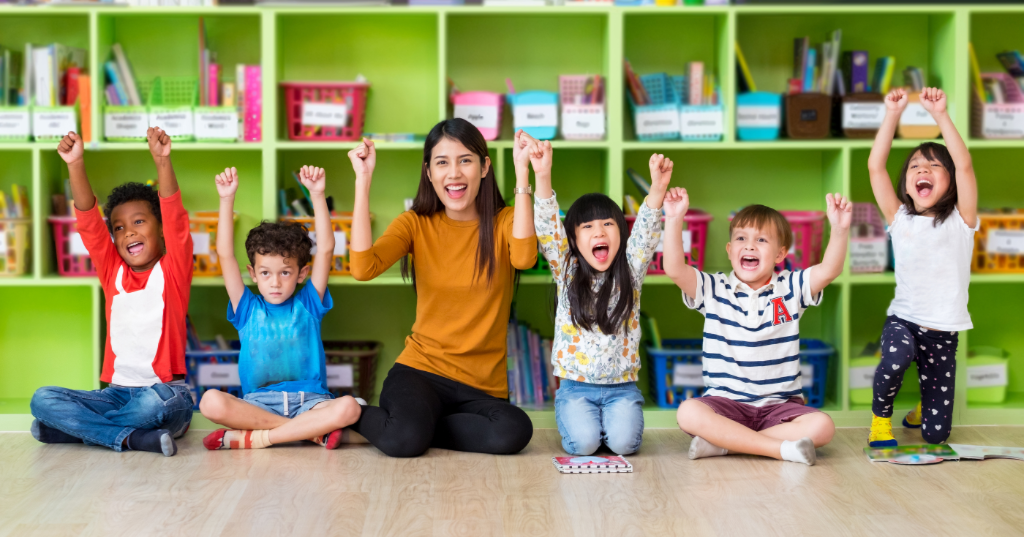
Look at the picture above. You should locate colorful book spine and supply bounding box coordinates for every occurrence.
[735,40,756,93]
[803,48,816,93]
[209,63,219,107]
[112,43,141,106]
[64,66,80,106]
[844,50,869,94]
[105,84,120,106]
[79,74,92,142]
[688,61,703,106]
[222,81,235,107]
[243,65,261,142]
[104,61,128,105]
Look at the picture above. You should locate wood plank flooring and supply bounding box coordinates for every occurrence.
[2,426,1024,536]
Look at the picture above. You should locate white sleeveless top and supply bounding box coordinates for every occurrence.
[887,205,978,331]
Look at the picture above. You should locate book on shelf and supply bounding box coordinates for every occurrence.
[111,43,142,106]
[843,50,869,94]
[735,40,756,93]
[506,311,556,408]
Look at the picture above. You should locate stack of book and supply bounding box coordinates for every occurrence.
[10,43,88,107]
[0,185,30,219]
[506,312,556,408]
[789,30,843,95]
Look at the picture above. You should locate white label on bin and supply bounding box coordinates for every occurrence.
[967,363,1007,388]
[197,363,241,386]
[0,110,30,137]
[32,110,76,137]
[901,103,938,126]
[561,110,605,137]
[801,364,815,388]
[843,102,886,129]
[635,110,680,136]
[69,232,89,256]
[196,111,239,139]
[982,105,1024,138]
[454,104,499,130]
[334,231,347,256]
[326,364,354,388]
[850,240,888,270]
[514,104,558,129]
[308,231,318,256]
[737,105,781,128]
[0,230,6,252]
[301,103,348,127]
[655,229,691,254]
[680,110,723,137]
[191,232,211,255]
[149,111,194,137]
[849,366,877,389]
[672,363,704,387]
[987,230,1024,254]
[104,112,147,139]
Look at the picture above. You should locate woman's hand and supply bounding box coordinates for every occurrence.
[348,138,376,183]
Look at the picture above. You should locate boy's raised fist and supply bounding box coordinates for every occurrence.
[299,165,327,194]
[57,132,84,164]
[147,127,171,158]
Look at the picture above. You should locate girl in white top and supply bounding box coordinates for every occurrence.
[866,87,978,447]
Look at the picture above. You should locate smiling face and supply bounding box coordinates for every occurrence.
[426,137,489,221]
[247,254,310,305]
[109,200,165,272]
[574,218,621,273]
[903,149,952,214]
[726,225,788,288]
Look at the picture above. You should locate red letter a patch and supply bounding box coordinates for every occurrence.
[770,297,793,325]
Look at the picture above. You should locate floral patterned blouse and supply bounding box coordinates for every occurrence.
[534,192,662,384]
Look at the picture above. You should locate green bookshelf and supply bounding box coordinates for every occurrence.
[2,4,1024,431]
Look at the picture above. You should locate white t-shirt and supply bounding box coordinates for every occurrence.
[887,205,978,331]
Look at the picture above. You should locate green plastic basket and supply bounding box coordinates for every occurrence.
[0,106,31,142]
[147,77,197,141]
[104,80,151,142]
[967,347,1009,404]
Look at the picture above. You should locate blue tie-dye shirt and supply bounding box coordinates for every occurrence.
[228,283,333,395]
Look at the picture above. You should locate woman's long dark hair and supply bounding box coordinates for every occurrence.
[401,118,506,286]
[563,193,635,334]
[897,142,958,226]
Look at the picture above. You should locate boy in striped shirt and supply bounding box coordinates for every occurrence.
[662,189,851,465]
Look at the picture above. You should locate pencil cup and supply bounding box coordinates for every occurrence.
[508,90,559,140]
[785,92,831,139]
[452,91,504,141]
[736,91,781,141]
[0,107,31,142]
[971,73,1024,139]
[629,73,681,142]
[839,93,885,139]
[897,91,940,139]
[559,75,605,140]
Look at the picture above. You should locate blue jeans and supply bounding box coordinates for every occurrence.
[243,390,333,418]
[30,384,194,452]
[554,379,645,456]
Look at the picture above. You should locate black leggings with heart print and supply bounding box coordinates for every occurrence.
[872,315,958,444]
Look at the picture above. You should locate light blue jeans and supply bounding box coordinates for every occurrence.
[554,379,645,456]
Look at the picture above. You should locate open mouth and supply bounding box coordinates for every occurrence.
[740,255,759,271]
[592,243,610,263]
[445,184,467,199]
[915,179,933,198]
[126,241,144,256]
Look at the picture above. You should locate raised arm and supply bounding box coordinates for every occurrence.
[809,193,852,296]
[920,87,977,227]
[147,127,178,198]
[662,187,697,299]
[626,154,670,278]
[515,130,543,241]
[214,167,245,311]
[298,165,333,300]
[867,89,907,225]
[349,139,376,254]
[57,132,95,211]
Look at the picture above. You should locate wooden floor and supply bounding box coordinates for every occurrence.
[2,426,1024,537]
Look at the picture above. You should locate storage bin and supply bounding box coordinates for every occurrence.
[452,91,504,141]
[850,203,889,273]
[972,211,1024,273]
[189,211,237,277]
[103,105,149,142]
[899,91,941,139]
[184,341,242,410]
[848,356,880,406]
[193,106,240,142]
[559,75,605,141]
[281,81,370,142]
[647,338,832,409]
[0,107,31,142]
[736,92,782,141]
[669,75,723,142]
[625,209,713,274]
[32,106,78,142]
[48,215,101,276]
[839,93,885,139]
[628,73,680,142]
[280,213,359,276]
[971,72,1024,140]
[785,92,832,139]
[147,77,196,141]
[966,347,1009,404]
[780,210,825,271]
[508,90,558,140]
[0,217,30,276]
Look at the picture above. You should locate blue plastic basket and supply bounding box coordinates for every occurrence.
[647,338,833,409]
[628,73,681,142]
[670,75,724,142]
[736,91,782,141]
[185,341,242,410]
[508,90,559,140]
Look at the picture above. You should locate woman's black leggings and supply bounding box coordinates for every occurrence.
[350,363,534,457]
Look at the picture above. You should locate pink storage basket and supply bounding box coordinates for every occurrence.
[281,82,370,141]
[451,91,504,141]
[48,215,99,276]
[625,209,713,274]
[851,203,888,273]
[780,210,825,271]
[559,75,605,140]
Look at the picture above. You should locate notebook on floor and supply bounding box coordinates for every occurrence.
[552,456,633,474]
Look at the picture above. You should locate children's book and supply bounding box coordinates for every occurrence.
[864,444,958,465]
[112,43,142,106]
[735,40,756,93]
[552,456,633,474]
[949,444,1024,461]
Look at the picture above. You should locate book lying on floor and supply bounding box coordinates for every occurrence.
[949,444,1024,461]
[864,444,958,464]
[552,456,633,474]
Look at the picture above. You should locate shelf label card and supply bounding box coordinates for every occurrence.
[901,103,938,126]
[982,105,1024,138]
[654,229,691,254]
[0,109,30,137]
[454,104,499,130]
[850,239,889,270]
[672,363,704,387]
[561,110,605,137]
[801,364,815,388]
[849,366,876,389]
[195,111,239,139]
[33,109,76,138]
[635,109,680,136]
[967,363,1008,388]
[69,232,89,256]
[149,110,194,137]
[302,102,348,127]
[326,364,354,388]
[680,109,723,137]
[197,363,241,386]
[843,102,886,129]
[334,231,347,256]
[104,112,147,139]
[987,229,1024,254]
[0,229,6,252]
[191,232,211,255]
[737,105,781,128]
[514,104,558,129]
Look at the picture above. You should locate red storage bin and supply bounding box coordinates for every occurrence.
[48,216,100,276]
[625,209,713,274]
[281,81,370,141]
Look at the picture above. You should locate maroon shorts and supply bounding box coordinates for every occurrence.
[688,396,819,433]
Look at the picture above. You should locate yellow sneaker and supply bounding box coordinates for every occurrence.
[902,402,923,429]
[868,414,898,447]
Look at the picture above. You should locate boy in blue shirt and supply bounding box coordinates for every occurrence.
[200,165,361,450]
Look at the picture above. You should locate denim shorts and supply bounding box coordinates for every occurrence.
[242,390,333,418]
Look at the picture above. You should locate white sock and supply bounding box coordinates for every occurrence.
[688,436,729,460]
[354,397,367,406]
[779,437,816,466]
